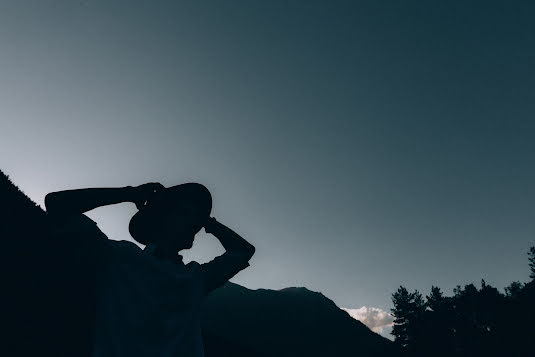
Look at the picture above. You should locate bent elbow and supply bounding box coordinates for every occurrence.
[44,192,57,211]
[245,244,256,261]
[44,192,65,214]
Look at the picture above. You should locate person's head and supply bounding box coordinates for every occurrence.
[128,183,212,252]
[153,202,208,251]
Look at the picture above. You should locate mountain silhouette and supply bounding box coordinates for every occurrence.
[1,169,396,356]
[202,283,397,357]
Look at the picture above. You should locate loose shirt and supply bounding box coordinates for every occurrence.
[50,214,250,357]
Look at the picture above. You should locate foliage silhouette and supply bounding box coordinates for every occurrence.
[529,246,535,280]
[391,248,535,356]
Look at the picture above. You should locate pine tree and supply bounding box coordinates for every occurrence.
[426,286,444,312]
[424,286,454,356]
[391,286,411,348]
[528,246,535,280]
[391,286,426,350]
[504,281,523,299]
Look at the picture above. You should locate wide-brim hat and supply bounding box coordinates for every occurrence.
[128,183,212,245]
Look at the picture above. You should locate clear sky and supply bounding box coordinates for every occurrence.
[1,0,534,316]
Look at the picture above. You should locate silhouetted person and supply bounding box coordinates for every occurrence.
[45,182,255,356]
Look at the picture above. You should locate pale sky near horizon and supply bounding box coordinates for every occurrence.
[1,0,534,325]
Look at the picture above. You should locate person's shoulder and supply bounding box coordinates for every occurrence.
[48,213,103,235]
[102,240,147,262]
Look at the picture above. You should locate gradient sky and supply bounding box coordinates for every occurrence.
[1,1,534,315]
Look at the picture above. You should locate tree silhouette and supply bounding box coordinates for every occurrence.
[529,246,535,280]
[504,281,523,299]
[422,286,454,356]
[390,247,535,356]
[391,286,411,348]
[391,286,425,354]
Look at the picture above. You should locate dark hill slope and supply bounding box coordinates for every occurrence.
[202,283,398,357]
[2,169,96,356]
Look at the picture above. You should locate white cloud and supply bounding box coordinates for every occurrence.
[341,306,394,339]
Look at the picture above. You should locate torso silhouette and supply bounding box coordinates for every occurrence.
[52,214,245,357]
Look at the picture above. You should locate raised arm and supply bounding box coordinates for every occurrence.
[200,217,255,294]
[204,217,255,258]
[45,182,165,216]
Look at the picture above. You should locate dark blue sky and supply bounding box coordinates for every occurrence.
[1,1,534,316]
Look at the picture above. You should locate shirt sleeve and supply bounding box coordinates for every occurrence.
[198,251,251,295]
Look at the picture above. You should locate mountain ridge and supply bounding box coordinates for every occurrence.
[202,281,397,357]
